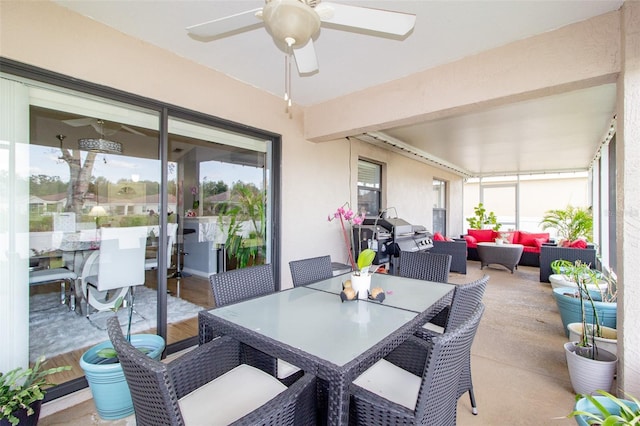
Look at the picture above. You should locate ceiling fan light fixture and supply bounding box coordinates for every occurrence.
[78,138,123,155]
[263,0,320,47]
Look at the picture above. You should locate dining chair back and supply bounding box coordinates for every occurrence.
[107,316,317,426]
[398,251,452,283]
[145,223,179,270]
[82,226,148,315]
[416,274,489,415]
[350,303,485,426]
[210,264,275,307]
[209,263,303,385]
[289,255,333,287]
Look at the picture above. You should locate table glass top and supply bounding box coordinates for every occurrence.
[308,273,454,313]
[207,287,418,367]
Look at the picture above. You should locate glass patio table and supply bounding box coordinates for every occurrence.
[307,272,454,313]
[199,276,453,426]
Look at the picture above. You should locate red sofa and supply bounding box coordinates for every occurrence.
[462,229,551,267]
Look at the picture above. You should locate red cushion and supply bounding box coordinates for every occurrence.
[519,232,550,247]
[445,237,455,242]
[433,232,445,241]
[463,235,477,248]
[534,238,546,249]
[467,229,495,242]
[570,239,588,249]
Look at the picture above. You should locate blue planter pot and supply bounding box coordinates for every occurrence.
[573,395,638,426]
[553,287,616,337]
[80,334,165,420]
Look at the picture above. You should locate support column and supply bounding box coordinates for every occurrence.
[617,0,640,396]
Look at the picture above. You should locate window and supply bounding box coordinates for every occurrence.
[1,60,280,400]
[433,179,446,235]
[357,159,381,216]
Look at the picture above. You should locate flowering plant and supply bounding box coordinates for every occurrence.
[328,204,369,272]
[190,186,200,210]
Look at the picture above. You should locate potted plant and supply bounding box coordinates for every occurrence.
[349,248,376,299]
[466,203,501,231]
[79,296,165,420]
[553,260,617,335]
[540,205,592,245]
[1,356,71,426]
[561,261,617,395]
[568,390,640,426]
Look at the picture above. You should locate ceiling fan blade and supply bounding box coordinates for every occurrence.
[317,2,416,36]
[293,40,319,74]
[186,8,263,39]
[63,117,96,127]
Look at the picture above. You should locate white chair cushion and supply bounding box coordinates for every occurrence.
[422,321,444,334]
[179,364,287,425]
[352,359,421,410]
[277,359,301,379]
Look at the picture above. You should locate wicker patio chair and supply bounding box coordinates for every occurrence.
[289,255,333,287]
[398,251,452,283]
[415,274,489,415]
[208,264,303,385]
[349,303,485,426]
[107,317,316,426]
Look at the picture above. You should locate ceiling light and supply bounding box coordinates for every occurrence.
[77,119,123,154]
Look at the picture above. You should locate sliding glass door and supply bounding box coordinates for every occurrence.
[1,64,279,396]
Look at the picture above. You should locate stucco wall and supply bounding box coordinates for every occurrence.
[0,0,464,289]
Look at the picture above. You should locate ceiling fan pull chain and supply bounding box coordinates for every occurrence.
[284,37,294,117]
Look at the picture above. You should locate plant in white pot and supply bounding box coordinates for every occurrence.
[1,356,71,426]
[563,261,617,395]
[79,295,165,420]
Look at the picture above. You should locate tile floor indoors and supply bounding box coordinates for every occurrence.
[39,261,590,425]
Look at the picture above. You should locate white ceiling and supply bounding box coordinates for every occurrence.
[52,0,622,176]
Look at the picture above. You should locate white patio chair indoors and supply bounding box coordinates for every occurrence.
[145,223,179,271]
[29,267,78,311]
[80,226,148,316]
[208,264,303,386]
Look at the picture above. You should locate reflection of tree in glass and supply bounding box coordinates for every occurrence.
[218,182,266,269]
[58,146,97,216]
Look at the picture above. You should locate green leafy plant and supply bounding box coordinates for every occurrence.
[568,390,640,425]
[356,249,376,274]
[218,183,266,270]
[466,203,501,231]
[1,356,71,425]
[540,205,593,242]
[94,296,150,360]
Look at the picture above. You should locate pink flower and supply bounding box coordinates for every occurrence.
[328,203,365,270]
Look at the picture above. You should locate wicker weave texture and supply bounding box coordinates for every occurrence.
[289,255,333,287]
[210,264,275,307]
[539,245,597,282]
[349,304,485,426]
[398,251,452,283]
[107,317,316,426]
[415,275,488,414]
[429,240,468,274]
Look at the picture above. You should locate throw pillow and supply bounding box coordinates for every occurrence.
[467,229,495,242]
[463,235,477,245]
[570,239,588,249]
[433,232,445,241]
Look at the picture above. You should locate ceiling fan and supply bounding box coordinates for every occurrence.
[63,117,146,137]
[186,0,417,75]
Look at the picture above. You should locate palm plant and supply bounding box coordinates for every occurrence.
[540,205,593,242]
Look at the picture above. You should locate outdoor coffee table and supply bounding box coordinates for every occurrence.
[477,242,524,273]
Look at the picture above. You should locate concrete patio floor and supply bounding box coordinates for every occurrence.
[39,261,586,425]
